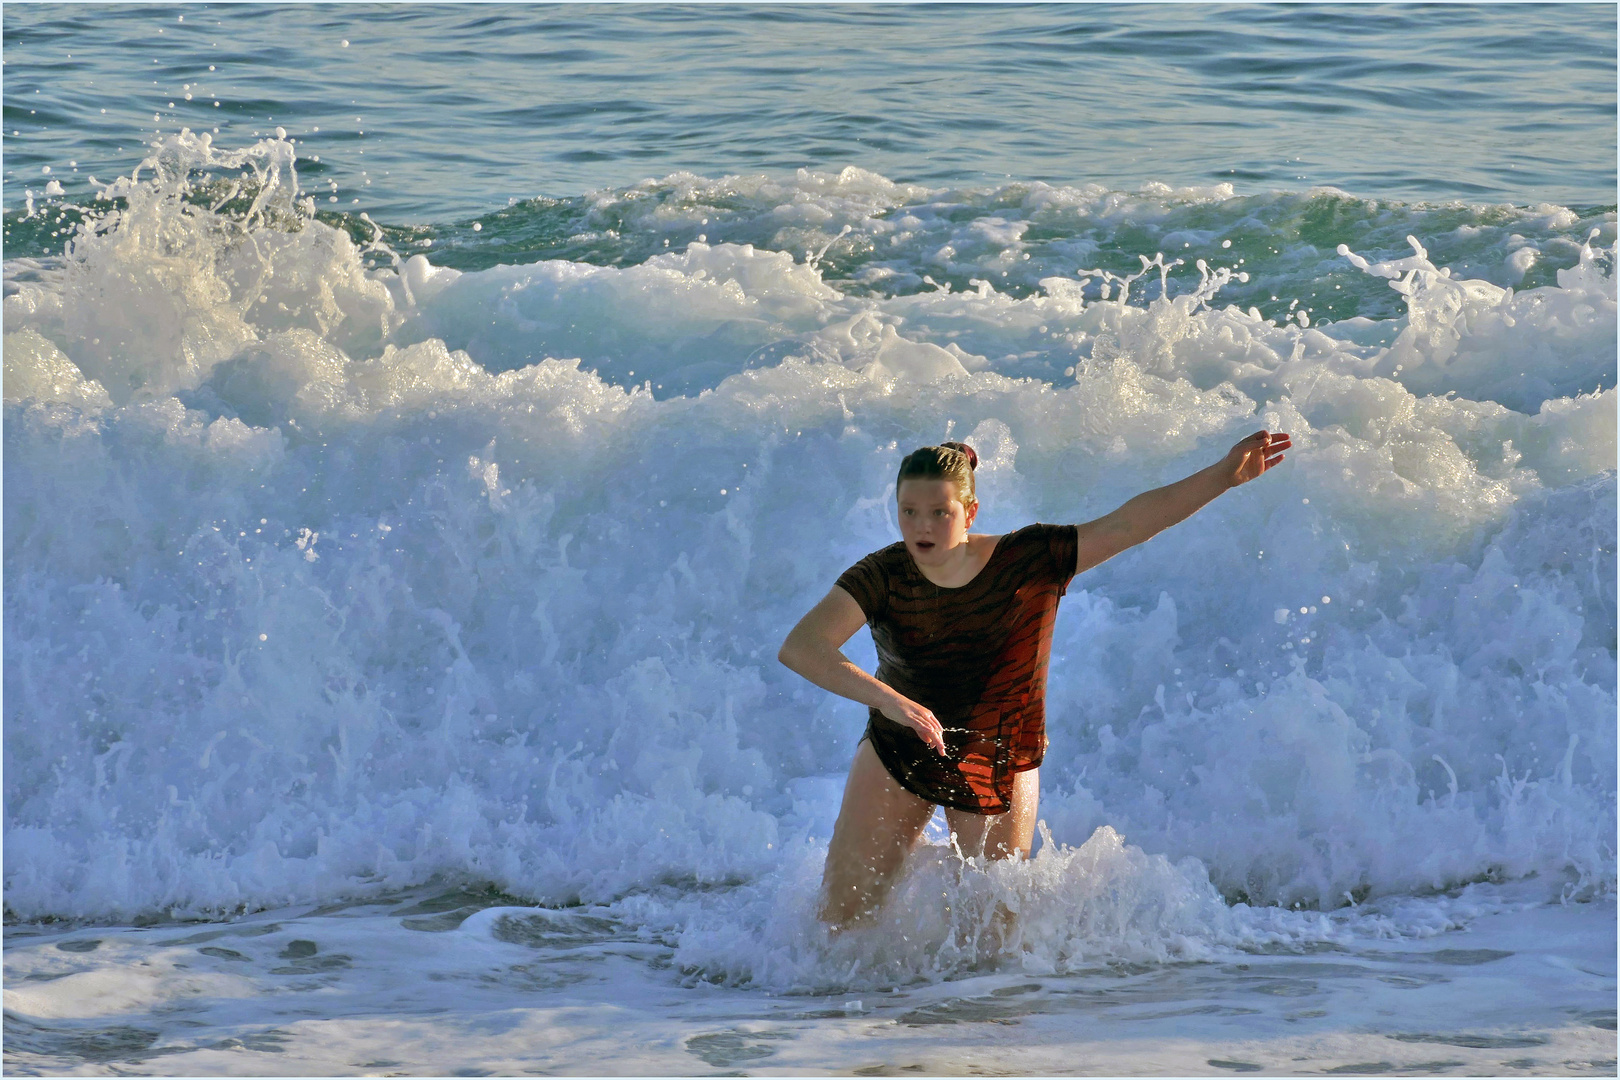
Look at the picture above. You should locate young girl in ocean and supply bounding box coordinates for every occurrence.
[779,430,1291,929]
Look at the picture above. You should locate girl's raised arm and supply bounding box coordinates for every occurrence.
[1072,430,1290,576]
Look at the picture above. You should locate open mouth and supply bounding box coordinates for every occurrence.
[915,541,935,550]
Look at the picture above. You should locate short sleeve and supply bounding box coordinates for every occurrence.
[1039,523,1080,593]
[835,549,890,622]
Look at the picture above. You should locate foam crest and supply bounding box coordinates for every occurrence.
[1338,234,1617,411]
[5,130,398,407]
[402,240,845,397]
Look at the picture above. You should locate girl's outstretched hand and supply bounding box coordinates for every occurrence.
[1224,430,1290,487]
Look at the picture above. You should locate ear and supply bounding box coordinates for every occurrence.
[963,499,979,528]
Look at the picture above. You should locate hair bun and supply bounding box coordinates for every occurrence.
[941,441,978,470]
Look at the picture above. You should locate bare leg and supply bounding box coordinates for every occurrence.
[818,740,936,930]
[941,768,1039,947]
[942,766,1039,860]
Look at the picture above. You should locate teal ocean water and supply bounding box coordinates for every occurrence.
[6,6,1614,333]
[4,6,1616,1076]
[6,4,1617,220]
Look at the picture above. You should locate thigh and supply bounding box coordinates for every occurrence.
[943,766,1039,860]
[819,740,936,926]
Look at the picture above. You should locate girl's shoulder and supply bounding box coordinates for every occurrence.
[835,541,910,619]
[996,523,1082,582]
[861,540,911,569]
[996,522,1063,550]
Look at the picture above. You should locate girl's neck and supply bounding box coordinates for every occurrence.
[914,532,1000,588]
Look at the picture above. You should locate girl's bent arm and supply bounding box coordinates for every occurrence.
[778,587,946,754]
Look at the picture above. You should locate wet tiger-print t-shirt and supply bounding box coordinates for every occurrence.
[835,523,1079,814]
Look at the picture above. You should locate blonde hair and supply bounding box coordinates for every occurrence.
[895,441,978,505]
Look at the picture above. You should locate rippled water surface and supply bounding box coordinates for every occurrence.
[4,3,1615,224]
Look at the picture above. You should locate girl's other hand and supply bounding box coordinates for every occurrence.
[881,696,947,755]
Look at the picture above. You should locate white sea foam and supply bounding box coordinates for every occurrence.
[4,135,1614,990]
[664,824,1302,993]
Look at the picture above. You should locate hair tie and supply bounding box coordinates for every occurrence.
[942,441,978,470]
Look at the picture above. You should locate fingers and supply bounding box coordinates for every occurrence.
[911,707,947,755]
[918,710,946,755]
[1262,432,1290,471]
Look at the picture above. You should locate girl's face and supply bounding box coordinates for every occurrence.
[896,478,977,565]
